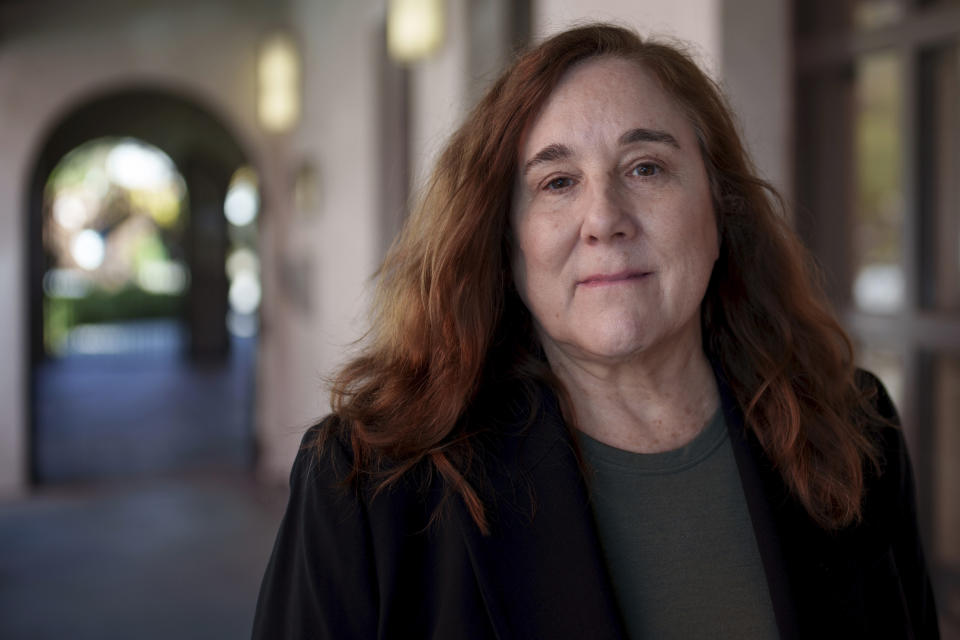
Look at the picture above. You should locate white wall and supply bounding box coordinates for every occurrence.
[409,0,471,194]
[720,0,791,199]
[533,0,721,75]
[255,0,389,482]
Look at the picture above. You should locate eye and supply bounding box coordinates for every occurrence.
[630,163,661,177]
[544,176,574,191]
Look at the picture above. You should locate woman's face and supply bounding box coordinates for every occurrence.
[510,56,719,368]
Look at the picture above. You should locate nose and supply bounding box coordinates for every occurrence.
[580,179,638,244]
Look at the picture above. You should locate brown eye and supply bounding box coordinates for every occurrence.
[545,177,574,190]
[630,163,660,177]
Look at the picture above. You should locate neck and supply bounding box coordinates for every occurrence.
[544,336,720,454]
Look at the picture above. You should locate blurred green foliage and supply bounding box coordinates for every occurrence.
[44,286,183,354]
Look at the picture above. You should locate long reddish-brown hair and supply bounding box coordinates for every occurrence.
[326,23,881,534]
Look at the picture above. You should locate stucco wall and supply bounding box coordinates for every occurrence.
[255,0,387,482]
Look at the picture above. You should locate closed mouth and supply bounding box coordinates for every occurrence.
[577,270,651,286]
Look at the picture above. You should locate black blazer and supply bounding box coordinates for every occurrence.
[252,371,939,639]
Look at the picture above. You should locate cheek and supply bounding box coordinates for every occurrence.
[657,199,718,286]
[517,210,573,270]
[512,215,548,274]
[509,215,542,307]
[510,221,568,323]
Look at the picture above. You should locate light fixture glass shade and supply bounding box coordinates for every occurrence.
[387,0,445,63]
[258,33,301,132]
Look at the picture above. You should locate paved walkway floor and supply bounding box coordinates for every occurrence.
[0,471,287,640]
[1,320,290,638]
[34,321,255,483]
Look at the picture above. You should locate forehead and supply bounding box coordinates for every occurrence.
[520,56,694,157]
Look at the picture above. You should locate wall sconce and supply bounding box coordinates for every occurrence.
[258,33,301,133]
[387,0,445,63]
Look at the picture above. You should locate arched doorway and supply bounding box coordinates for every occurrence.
[27,88,260,483]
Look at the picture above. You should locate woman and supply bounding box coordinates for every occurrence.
[253,24,938,639]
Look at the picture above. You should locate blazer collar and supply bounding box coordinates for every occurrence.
[716,371,801,639]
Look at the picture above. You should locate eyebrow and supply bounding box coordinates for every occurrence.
[522,143,572,176]
[618,127,680,149]
[522,128,680,177]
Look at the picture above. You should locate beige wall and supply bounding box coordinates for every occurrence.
[255,0,387,481]
[409,0,471,193]
[534,0,721,74]
[720,0,791,199]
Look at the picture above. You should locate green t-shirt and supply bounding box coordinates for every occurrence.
[577,410,780,639]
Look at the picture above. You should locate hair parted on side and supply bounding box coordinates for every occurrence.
[324,23,882,535]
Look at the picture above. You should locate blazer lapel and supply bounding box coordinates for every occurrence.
[455,389,628,640]
[720,380,802,640]
[719,373,895,638]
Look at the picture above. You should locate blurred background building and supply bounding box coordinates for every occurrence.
[0,0,955,637]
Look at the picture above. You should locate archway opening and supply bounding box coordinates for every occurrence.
[28,88,259,484]
[42,137,189,357]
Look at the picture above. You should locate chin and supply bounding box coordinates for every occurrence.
[577,332,650,362]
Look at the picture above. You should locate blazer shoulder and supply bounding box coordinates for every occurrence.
[252,414,379,639]
[852,368,910,506]
[291,414,356,487]
[853,370,941,637]
[854,368,900,426]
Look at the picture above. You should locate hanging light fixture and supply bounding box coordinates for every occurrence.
[258,33,301,133]
[387,0,445,63]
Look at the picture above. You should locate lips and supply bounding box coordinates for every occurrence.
[576,270,651,286]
